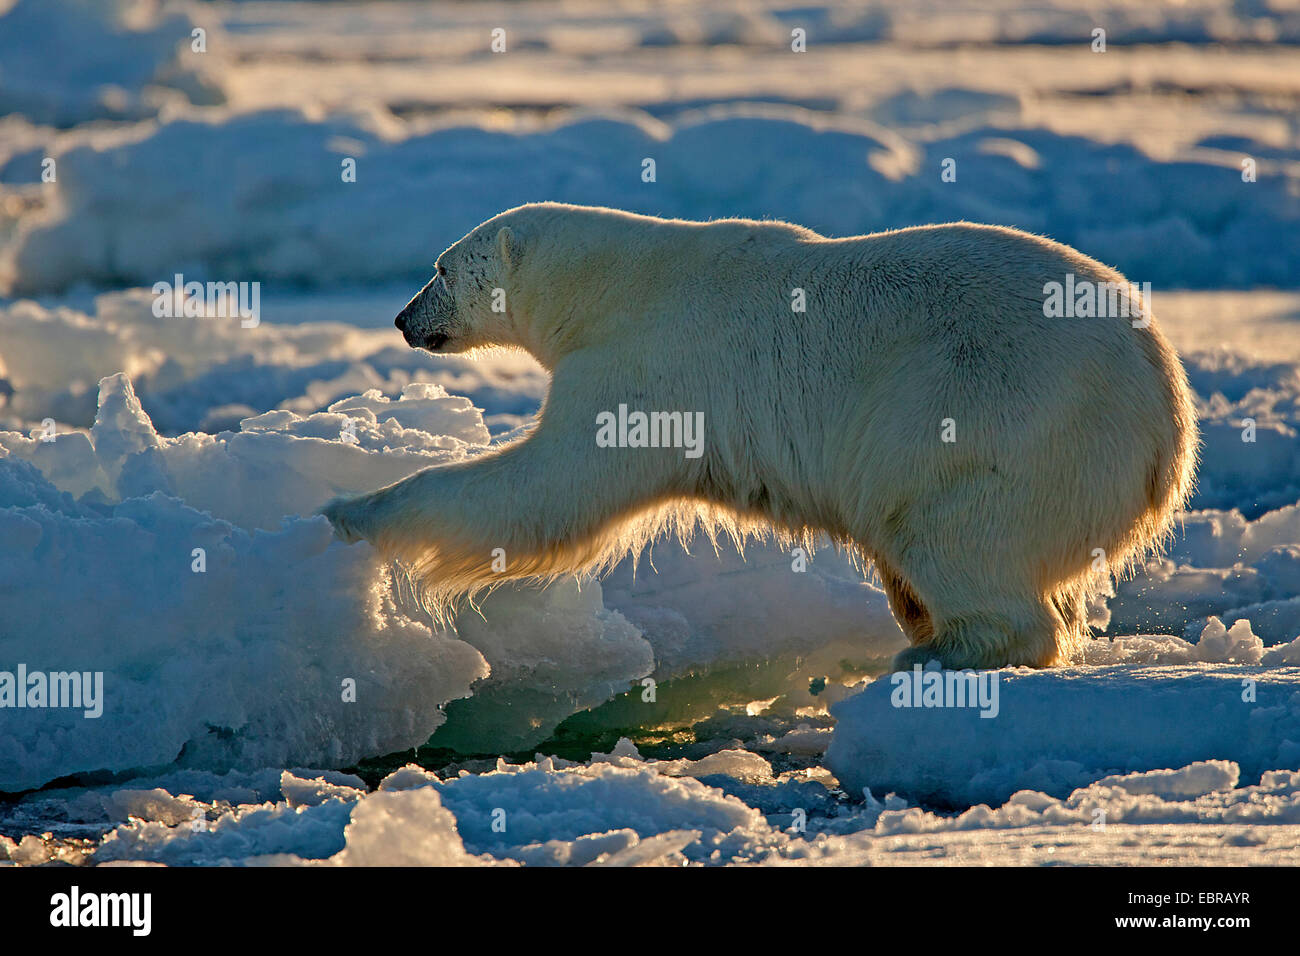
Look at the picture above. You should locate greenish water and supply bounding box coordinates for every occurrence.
[344,652,886,788]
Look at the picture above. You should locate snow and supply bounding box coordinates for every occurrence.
[328,787,493,867]
[826,647,1300,807]
[2,0,1299,866]
[5,0,1300,297]
[0,435,490,790]
[7,747,1300,867]
[0,370,904,788]
[0,0,220,127]
[0,291,548,438]
[0,372,663,788]
[5,103,1297,296]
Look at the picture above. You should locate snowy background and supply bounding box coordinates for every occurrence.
[1,0,1299,866]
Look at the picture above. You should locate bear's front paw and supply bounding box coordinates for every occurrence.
[320,496,368,543]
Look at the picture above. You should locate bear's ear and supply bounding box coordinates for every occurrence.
[497,226,518,270]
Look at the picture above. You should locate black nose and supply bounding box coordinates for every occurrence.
[394,310,408,332]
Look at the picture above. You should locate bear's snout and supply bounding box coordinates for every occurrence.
[394,292,424,335]
[395,275,454,350]
[394,302,425,348]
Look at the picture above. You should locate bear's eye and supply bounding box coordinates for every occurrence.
[437,264,447,277]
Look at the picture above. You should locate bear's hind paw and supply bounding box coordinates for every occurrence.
[889,644,1008,672]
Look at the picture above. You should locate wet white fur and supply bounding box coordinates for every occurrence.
[323,203,1198,668]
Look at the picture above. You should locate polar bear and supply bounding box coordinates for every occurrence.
[323,203,1198,669]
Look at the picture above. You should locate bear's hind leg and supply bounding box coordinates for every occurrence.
[874,558,934,645]
[879,474,1084,670]
[884,526,1069,670]
[890,590,1063,671]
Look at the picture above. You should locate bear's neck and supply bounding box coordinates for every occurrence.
[511,260,634,370]
[513,220,684,370]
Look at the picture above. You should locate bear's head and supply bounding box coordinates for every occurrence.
[393,213,523,356]
[394,202,632,367]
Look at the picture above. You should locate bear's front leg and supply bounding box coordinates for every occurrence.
[319,420,685,609]
[320,464,471,551]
